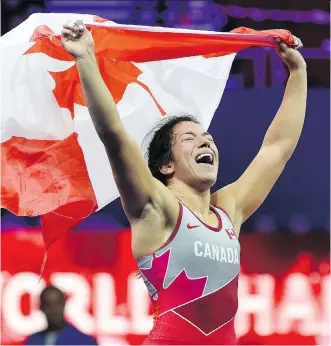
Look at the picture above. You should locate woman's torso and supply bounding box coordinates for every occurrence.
[137,202,240,345]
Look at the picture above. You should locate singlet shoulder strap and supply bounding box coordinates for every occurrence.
[212,205,234,228]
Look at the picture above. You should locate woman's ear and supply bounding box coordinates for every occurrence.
[160,162,174,176]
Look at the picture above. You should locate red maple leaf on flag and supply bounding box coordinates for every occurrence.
[29,25,57,42]
[49,58,166,118]
[25,26,73,61]
[24,25,165,118]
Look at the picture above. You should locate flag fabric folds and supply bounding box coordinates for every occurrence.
[0,13,296,248]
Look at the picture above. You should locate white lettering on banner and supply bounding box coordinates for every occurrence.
[127,273,153,334]
[1,271,10,301]
[1,271,330,341]
[321,276,331,336]
[1,271,10,287]
[94,273,130,335]
[51,273,94,334]
[2,272,46,336]
[235,274,274,337]
[98,336,129,345]
[277,273,319,335]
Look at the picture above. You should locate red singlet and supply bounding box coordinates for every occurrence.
[137,202,240,345]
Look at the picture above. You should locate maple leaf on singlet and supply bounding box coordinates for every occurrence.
[140,249,208,315]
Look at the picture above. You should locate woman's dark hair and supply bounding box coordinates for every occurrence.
[144,115,200,185]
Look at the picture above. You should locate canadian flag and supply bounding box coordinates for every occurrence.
[0,13,296,248]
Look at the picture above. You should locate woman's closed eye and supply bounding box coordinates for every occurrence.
[183,136,195,141]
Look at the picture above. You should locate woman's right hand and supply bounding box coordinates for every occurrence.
[61,20,95,59]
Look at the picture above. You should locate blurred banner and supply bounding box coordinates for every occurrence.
[1,230,330,345]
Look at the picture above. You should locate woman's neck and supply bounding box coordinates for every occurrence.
[168,180,211,218]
